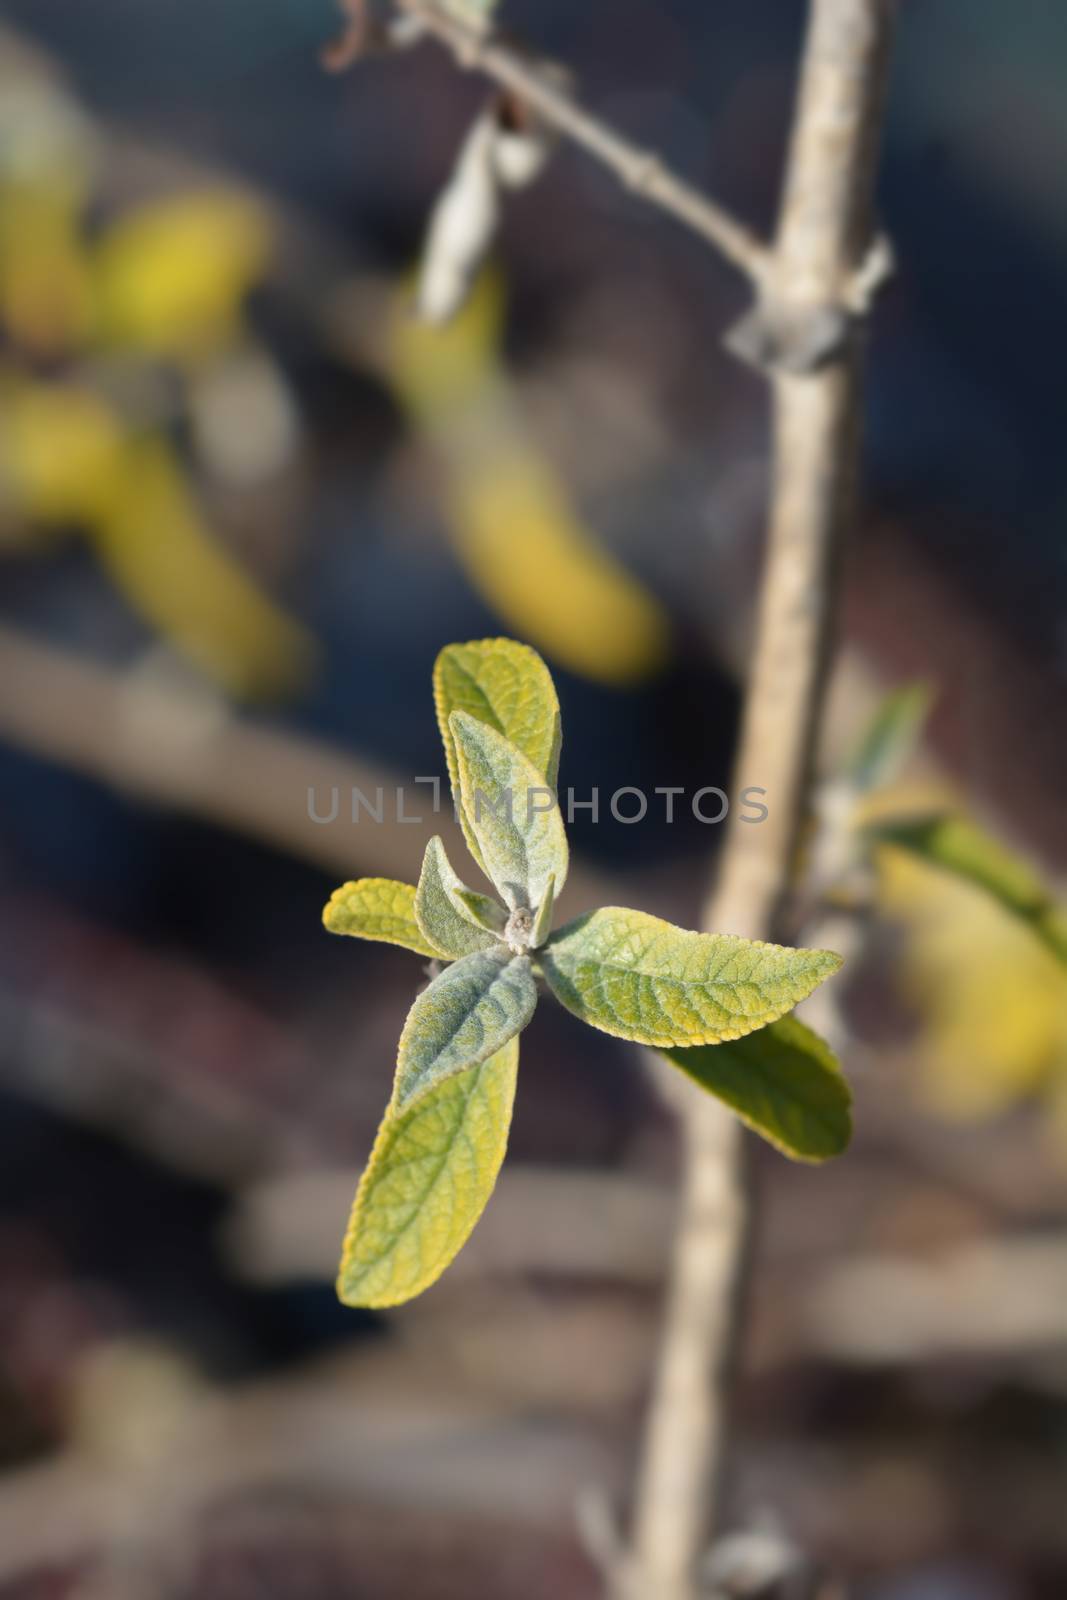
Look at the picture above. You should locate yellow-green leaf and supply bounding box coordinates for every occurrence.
[434,638,561,869]
[337,1037,518,1308]
[877,843,1067,1119]
[455,888,508,935]
[846,683,932,792]
[450,710,568,910]
[323,879,442,959]
[872,814,1067,966]
[659,1016,852,1162]
[542,907,842,1047]
[415,836,499,959]
[395,945,536,1109]
[531,872,556,950]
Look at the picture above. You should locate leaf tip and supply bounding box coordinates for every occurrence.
[322,881,352,932]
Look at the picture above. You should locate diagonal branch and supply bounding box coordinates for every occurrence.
[389,0,771,285]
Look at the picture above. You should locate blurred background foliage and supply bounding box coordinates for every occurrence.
[0,2,1065,1597]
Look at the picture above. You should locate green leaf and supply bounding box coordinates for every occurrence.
[872,813,1067,966]
[337,1036,518,1308]
[395,945,536,1109]
[450,710,569,910]
[659,1016,852,1162]
[435,638,561,870]
[323,878,442,960]
[846,682,932,792]
[531,873,555,950]
[415,836,499,959]
[455,888,508,935]
[542,907,842,1047]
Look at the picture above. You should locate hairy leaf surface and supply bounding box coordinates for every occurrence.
[450,710,568,909]
[435,638,560,868]
[395,945,536,1108]
[659,1017,851,1161]
[415,836,499,959]
[337,1037,518,1308]
[323,878,441,959]
[456,888,508,934]
[542,907,841,1047]
[531,872,556,950]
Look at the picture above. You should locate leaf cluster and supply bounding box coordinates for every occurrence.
[324,639,846,1306]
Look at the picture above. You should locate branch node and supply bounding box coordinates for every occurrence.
[377,0,768,287]
[725,298,851,377]
[727,232,893,376]
[625,153,666,195]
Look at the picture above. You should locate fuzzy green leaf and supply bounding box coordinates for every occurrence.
[455,889,508,935]
[435,638,561,870]
[415,836,499,959]
[542,907,842,1047]
[659,1016,852,1162]
[531,873,556,950]
[395,945,536,1109]
[337,1036,518,1308]
[323,878,441,959]
[872,813,1067,966]
[450,710,568,910]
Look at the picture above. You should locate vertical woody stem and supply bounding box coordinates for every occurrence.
[624,4,898,1595]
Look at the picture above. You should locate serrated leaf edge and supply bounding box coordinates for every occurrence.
[336,1042,518,1309]
[542,909,842,1048]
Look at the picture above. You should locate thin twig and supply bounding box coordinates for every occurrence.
[390,0,770,286]
[624,4,898,1596]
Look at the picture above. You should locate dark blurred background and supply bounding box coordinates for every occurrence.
[0,2,1065,1596]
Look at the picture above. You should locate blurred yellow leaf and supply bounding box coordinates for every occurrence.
[94,191,271,357]
[390,264,506,421]
[1,376,124,527]
[878,844,1067,1119]
[0,178,95,356]
[386,272,670,685]
[447,448,670,683]
[872,812,1067,966]
[89,435,314,700]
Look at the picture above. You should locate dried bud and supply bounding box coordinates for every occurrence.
[417,113,501,324]
[416,92,555,324]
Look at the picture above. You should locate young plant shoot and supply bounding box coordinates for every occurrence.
[323,639,848,1307]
